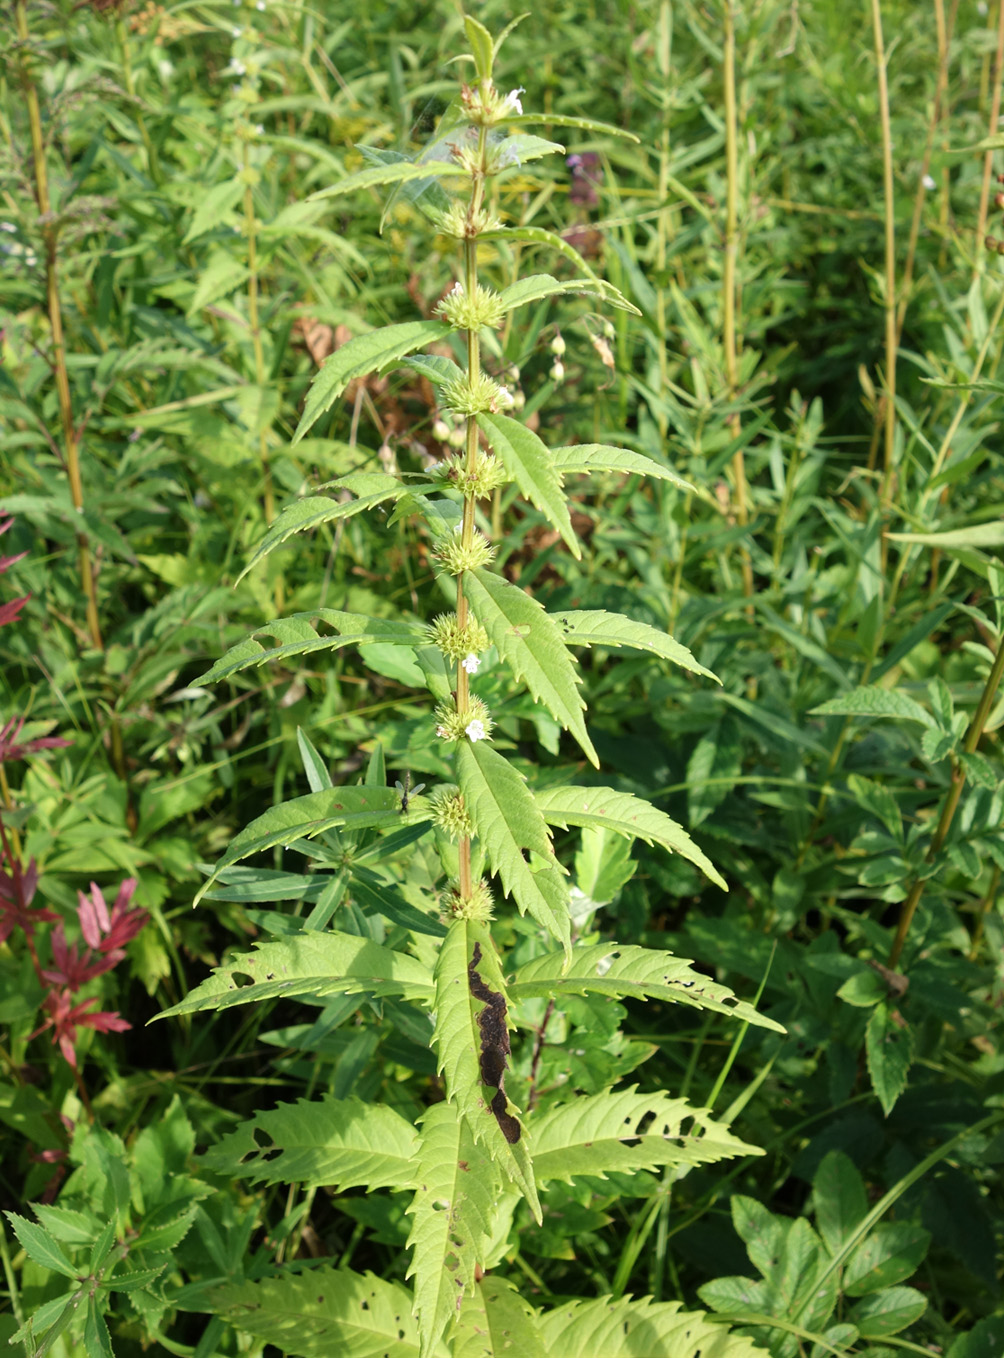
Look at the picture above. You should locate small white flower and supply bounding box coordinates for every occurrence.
[0,222,16,234]
[158,59,174,80]
[922,173,936,191]
[462,653,480,675]
[436,724,450,739]
[256,0,266,9]
[550,359,565,383]
[503,87,525,115]
[254,123,265,136]
[449,280,462,295]
[496,386,515,409]
[225,57,246,76]
[465,719,487,741]
[231,26,242,37]
[453,522,464,534]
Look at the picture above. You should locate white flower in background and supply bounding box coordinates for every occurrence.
[0,223,16,234]
[465,719,487,741]
[254,123,265,136]
[225,57,246,76]
[158,59,174,80]
[922,174,936,191]
[503,87,525,115]
[256,0,266,9]
[462,653,480,675]
[231,26,242,37]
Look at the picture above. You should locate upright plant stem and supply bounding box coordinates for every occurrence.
[722,1,753,603]
[888,631,1004,968]
[975,0,1004,262]
[869,0,898,505]
[455,119,490,904]
[16,0,102,651]
[243,139,275,526]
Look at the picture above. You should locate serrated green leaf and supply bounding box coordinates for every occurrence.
[551,443,694,491]
[455,742,571,949]
[84,1299,115,1358]
[308,159,467,202]
[154,931,432,1019]
[405,1100,503,1356]
[293,321,450,443]
[506,112,641,143]
[810,685,936,727]
[454,1277,545,1358]
[211,1265,440,1357]
[844,1222,931,1296]
[29,1204,99,1247]
[510,942,783,1031]
[5,1212,78,1278]
[537,1295,767,1358]
[197,610,426,683]
[496,273,604,315]
[478,413,579,558]
[812,1152,868,1257]
[531,1087,758,1183]
[201,1095,419,1190]
[551,609,718,682]
[194,786,430,903]
[847,1285,926,1338]
[465,569,595,765]
[865,1002,914,1116]
[432,919,487,1123]
[533,784,726,889]
[464,14,494,78]
[183,176,245,243]
[477,226,639,313]
[496,133,565,165]
[237,477,440,582]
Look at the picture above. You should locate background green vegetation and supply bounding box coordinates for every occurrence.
[1,0,1003,1353]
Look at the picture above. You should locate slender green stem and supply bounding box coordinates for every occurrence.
[16,0,102,650]
[722,1,753,602]
[888,629,1004,967]
[975,0,1004,267]
[869,0,898,506]
[243,138,275,526]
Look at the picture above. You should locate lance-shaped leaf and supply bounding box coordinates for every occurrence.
[456,742,571,950]
[477,414,579,558]
[201,1095,419,1191]
[551,442,694,492]
[464,13,494,79]
[550,609,719,683]
[537,1296,768,1358]
[509,942,784,1032]
[405,1100,504,1356]
[530,1087,759,1184]
[196,610,427,684]
[465,569,595,766]
[506,112,641,143]
[193,786,431,904]
[293,321,451,443]
[211,1266,444,1358]
[454,1277,545,1358]
[496,274,605,316]
[478,226,639,313]
[155,931,432,1019]
[238,475,441,581]
[308,159,467,202]
[810,686,937,727]
[432,920,541,1214]
[534,784,726,889]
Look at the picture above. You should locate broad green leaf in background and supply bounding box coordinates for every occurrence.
[196,611,426,683]
[537,1296,768,1358]
[454,1278,544,1358]
[865,1001,914,1116]
[551,443,694,492]
[810,686,937,727]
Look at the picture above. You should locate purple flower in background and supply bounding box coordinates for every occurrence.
[568,152,601,207]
